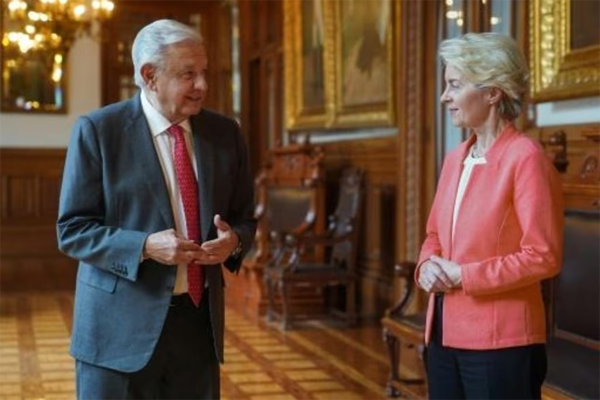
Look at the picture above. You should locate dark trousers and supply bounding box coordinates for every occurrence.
[76,292,219,400]
[426,294,547,400]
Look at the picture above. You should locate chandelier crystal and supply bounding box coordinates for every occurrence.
[3,0,115,54]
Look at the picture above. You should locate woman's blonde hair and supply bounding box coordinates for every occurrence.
[439,32,529,121]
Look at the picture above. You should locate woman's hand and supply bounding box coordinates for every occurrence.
[418,259,453,293]
[430,255,462,288]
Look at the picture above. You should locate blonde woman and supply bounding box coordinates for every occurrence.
[416,32,563,399]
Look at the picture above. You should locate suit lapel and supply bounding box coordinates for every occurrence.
[192,110,215,242]
[125,96,175,228]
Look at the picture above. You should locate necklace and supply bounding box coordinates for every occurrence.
[471,145,485,158]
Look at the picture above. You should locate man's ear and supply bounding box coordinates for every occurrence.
[141,64,157,89]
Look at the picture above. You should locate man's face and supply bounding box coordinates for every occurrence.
[144,41,208,122]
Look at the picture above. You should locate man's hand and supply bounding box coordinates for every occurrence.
[143,229,205,265]
[195,214,239,265]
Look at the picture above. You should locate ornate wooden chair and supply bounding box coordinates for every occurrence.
[380,262,427,398]
[544,208,600,399]
[264,167,364,330]
[227,143,325,318]
[254,143,325,265]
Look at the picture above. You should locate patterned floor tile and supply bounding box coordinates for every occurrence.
[0,292,392,400]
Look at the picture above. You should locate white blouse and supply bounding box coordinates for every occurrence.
[451,147,487,243]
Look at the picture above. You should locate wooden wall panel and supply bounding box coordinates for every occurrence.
[531,123,600,210]
[225,0,284,320]
[239,0,284,176]
[40,176,62,218]
[388,0,437,317]
[4,176,36,219]
[0,149,77,291]
[529,123,600,399]
[320,137,398,319]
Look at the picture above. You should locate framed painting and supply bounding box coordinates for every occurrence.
[530,0,600,101]
[284,0,333,130]
[331,0,395,128]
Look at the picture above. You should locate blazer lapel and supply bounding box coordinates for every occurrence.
[192,110,215,242]
[441,136,475,257]
[442,164,461,257]
[125,96,175,228]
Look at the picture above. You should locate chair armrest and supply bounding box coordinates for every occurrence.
[289,217,317,237]
[285,231,353,248]
[395,261,417,279]
[265,230,288,268]
[384,262,418,320]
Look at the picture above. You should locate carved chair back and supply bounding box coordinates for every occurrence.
[250,143,325,264]
[327,167,364,273]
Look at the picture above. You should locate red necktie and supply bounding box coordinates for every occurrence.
[168,124,203,307]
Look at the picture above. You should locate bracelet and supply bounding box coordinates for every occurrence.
[230,235,243,258]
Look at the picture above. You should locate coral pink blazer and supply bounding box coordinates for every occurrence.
[416,124,564,350]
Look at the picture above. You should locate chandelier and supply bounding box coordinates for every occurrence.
[2,0,115,54]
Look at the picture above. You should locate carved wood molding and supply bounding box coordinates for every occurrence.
[319,137,398,185]
[532,123,600,210]
[397,0,426,263]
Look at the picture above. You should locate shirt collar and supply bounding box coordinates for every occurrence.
[140,90,192,137]
[458,123,518,165]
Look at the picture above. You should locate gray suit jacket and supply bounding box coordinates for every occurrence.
[57,95,256,373]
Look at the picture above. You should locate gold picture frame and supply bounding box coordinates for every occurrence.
[331,0,396,128]
[284,0,396,131]
[530,0,600,102]
[284,0,333,130]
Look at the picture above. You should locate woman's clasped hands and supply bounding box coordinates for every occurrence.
[418,255,463,293]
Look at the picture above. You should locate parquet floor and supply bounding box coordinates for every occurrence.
[0,292,410,400]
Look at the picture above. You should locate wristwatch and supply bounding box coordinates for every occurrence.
[230,234,243,259]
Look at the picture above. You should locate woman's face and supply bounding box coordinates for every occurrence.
[440,65,492,129]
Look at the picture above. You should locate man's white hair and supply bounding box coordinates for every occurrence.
[131,19,203,89]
